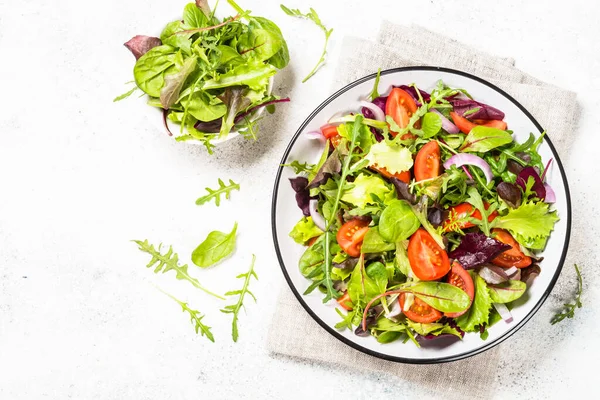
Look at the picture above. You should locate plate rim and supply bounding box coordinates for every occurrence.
[270,66,572,364]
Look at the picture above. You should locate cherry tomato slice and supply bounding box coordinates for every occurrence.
[336,219,370,258]
[443,202,499,232]
[336,291,353,311]
[370,165,411,183]
[444,261,475,318]
[491,229,532,268]
[472,119,508,130]
[321,124,342,147]
[450,112,477,134]
[386,88,418,136]
[399,293,442,323]
[414,141,441,181]
[407,228,451,281]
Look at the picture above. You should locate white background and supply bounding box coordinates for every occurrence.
[0,0,598,399]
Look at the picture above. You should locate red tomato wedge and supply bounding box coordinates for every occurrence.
[399,293,442,323]
[449,112,477,134]
[414,141,441,181]
[443,202,499,232]
[386,88,418,136]
[444,261,475,318]
[337,291,353,311]
[336,219,370,258]
[491,229,532,268]
[407,228,451,281]
[472,119,508,130]
[370,165,411,183]
[321,124,342,147]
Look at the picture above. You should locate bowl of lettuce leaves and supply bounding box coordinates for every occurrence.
[118,0,290,153]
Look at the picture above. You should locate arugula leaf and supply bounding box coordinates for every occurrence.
[159,288,215,342]
[196,178,240,206]
[221,254,258,342]
[465,186,493,236]
[460,126,513,153]
[491,201,559,250]
[551,264,583,325]
[289,216,323,244]
[369,68,381,101]
[378,200,419,243]
[456,272,492,332]
[281,160,316,174]
[133,240,224,299]
[280,5,333,82]
[191,222,238,268]
[113,85,139,102]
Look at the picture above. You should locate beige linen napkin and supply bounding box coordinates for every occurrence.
[268,23,578,400]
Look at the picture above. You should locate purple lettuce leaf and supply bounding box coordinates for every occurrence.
[450,99,505,121]
[306,150,341,190]
[289,177,311,216]
[516,166,546,200]
[449,232,511,269]
[124,35,162,60]
[361,105,385,142]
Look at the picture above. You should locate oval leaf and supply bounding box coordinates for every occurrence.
[192,222,238,268]
[378,200,420,242]
[489,280,527,303]
[409,281,471,313]
[460,126,513,153]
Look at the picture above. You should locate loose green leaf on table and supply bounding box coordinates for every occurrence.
[159,287,215,342]
[280,4,333,82]
[196,178,240,206]
[133,240,224,299]
[221,254,259,342]
[281,160,316,174]
[192,222,238,268]
[551,264,583,325]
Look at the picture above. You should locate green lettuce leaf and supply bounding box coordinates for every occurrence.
[406,320,463,338]
[289,217,323,244]
[491,201,559,250]
[365,141,413,175]
[460,126,513,153]
[341,173,392,208]
[360,228,395,253]
[378,200,420,242]
[489,280,527,304]
[203,61,277,92]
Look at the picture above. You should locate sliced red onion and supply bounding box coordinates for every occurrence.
[443,153,494,184]
[479,265,509,284]
[504,266,518,276]
[431,108,460,134]
[309,199,326,231]
[305,130,326,142]
[385,296,402,319]
[509,269,521,281]
[544,183,556,203]
[493,302,513,323]
[359,101,385,121]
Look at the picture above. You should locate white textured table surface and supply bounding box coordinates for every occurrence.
[1,0,599,399]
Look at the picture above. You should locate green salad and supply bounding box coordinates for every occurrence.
[287,77,559,345]
[118,0,290,152]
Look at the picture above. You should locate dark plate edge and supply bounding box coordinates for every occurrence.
[270,66,572,364]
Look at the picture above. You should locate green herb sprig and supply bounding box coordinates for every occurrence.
[221,254,258,341]
[159,288,215,342]
[280,5,332,82]
[551,264,583,325]
[196,178,240,207]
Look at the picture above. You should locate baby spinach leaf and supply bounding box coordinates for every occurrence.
[183,2,208,28]
[192,222,238,268]
[488,280,527,303]
[378,200,420,243]
[160,21,192,54]
[409,281,471,313]
[248,17,290,68]
[181,91,227,122]
[456,272,492,332]
[361,228,395,254]
[160,55,198,109]
[421,112,442,139]
[406,320,463,338]
[134,45,177,97]
[460,126,513,153]
[347,259,387,305]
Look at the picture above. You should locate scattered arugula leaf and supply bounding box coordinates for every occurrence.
[113,85,139,102]
[551,264,583,325]
[221,254,258,342]
[281,160,316,174]
[280,5,333,82]
[158,288,215,342]
[195,178,240,206]
[192,222,238,268]
[133,240,224,299]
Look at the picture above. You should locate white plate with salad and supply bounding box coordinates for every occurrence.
[271,67,571,363]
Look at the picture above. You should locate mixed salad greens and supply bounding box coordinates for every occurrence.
[118,0,290,152]
[287,75,560,345]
